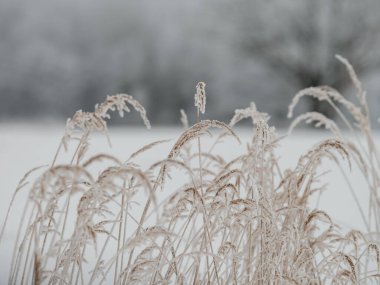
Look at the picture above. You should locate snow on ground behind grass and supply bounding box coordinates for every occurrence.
[0,123,375,281]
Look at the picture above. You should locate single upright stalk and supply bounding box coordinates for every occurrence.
[192,82,220,284]
[197,108,204,195]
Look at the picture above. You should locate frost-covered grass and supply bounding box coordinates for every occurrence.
[0,57,379,284]
[1,126,375,284]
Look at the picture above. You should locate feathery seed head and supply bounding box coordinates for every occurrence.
[194,82,206,114]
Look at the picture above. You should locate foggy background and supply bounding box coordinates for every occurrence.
[1,0,380,127]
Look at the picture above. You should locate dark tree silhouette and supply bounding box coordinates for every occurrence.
[224,0,380,117]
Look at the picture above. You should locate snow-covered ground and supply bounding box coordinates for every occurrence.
[0,123,376,281]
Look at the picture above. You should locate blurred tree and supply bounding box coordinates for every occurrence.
[1,0,380,125]
[223,0,380,117]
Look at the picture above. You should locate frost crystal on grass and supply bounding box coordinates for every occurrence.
[194,82,206,114]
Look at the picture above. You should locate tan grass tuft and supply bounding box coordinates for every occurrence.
[1,57,379,285]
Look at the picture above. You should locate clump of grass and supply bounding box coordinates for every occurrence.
[1,56,379,284]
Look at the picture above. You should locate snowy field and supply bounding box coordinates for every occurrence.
[0,123,377,281]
